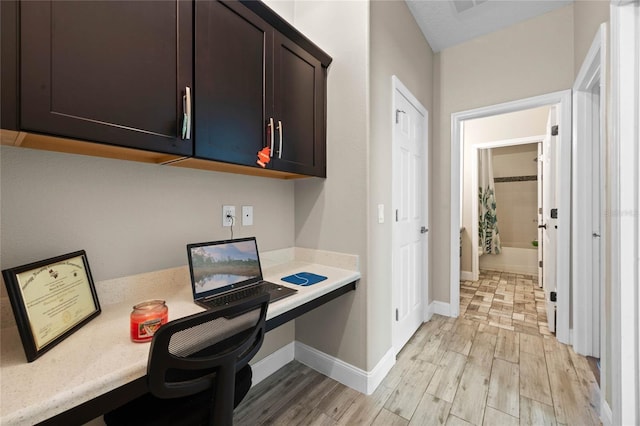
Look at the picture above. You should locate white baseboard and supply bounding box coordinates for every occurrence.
[294,341,395,395]
[460,270,474,281]
[250,342,295,387]
[430,301,452,317]
[601,397,613,426]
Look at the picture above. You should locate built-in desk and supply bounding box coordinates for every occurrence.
[0,248,359,425]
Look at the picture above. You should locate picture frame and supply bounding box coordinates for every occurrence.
[2,250,101,362]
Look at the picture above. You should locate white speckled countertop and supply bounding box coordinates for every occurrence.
[0,248,359,425]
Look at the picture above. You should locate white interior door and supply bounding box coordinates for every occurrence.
[542,106,558,332]
[392,78,428,355]
[537,142,544,288]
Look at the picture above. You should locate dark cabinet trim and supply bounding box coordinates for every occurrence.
[1,0,19,130]
[239,0,332,68]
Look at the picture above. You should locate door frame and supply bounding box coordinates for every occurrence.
[470,135,546,281]
[450,90,572,344]
[609,1,639,424]
[391,75,429,354]
[572,23,606,358]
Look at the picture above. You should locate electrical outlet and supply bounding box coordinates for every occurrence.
[242,206,253,226]
[222,205,235,227]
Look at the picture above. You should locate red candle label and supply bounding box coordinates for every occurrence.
[130,300,168,343]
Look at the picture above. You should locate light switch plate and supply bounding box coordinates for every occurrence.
[242,206,253,226]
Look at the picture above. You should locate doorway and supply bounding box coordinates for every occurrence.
[450,90,572,344]
[391,76,429,355]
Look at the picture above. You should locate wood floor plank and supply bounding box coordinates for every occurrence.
[487,359,519,418]
[468,331,497,367]
[445,415,475,426]
[408,394,452,426]
[338,384,395,425]
[495,328,519,363]
[384,359,438,419]
[519,351,553,406]
[543,338,600,425]
[426,351,467,403]
[519,396,557,426]
[372,408,409,426]
[234,361,308,423]
[445,321,478,356]
[316,383,362,422]
[519,333,544,357]
[483,406,519,426]
[450,360,491,425]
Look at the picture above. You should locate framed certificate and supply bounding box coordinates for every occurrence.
[2,250,101,362]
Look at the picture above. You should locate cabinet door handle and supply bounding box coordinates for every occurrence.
[277,120,283,159]
[181,87,192,140]
[268,117,275,157]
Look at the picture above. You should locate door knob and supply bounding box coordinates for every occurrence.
[538,224,547,229]
[420,226,428,234]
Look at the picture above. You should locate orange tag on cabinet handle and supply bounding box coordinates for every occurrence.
[257,147,271,168]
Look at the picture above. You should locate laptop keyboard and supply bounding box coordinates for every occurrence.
[205,282,281,307]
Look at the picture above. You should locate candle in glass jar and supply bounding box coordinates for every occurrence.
[130,300,168,343]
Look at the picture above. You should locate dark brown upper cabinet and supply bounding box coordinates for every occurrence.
[18,1,193,156]
[195,0,331,177]
[194,0,272,167]
[269,31,325,177]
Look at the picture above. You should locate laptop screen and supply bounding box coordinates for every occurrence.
[187,237,263,299]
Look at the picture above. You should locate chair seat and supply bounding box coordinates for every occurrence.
[104,365,252,426]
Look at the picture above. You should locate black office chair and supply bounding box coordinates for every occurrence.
[104,293,269,426]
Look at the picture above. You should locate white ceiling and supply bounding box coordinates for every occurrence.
[405,0,573,52]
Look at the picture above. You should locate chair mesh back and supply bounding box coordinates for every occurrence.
[168,309,260,358]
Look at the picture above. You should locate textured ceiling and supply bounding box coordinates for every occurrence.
[405,0,574,52]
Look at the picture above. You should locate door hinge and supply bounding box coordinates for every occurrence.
[395,309,399,321]
[396,209,399,222]
[539,260,543,268]
[551,125,559,136]
[539,207,542,214]
[395,109,405,124]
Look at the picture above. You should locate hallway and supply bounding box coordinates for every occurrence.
[235,271,601,425]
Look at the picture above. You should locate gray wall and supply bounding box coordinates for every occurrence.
[0,147,294,280]
[291,0,370,370]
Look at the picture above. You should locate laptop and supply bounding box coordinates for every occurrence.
[187,237,297,309]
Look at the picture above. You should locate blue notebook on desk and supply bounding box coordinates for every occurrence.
[281,272,327,286]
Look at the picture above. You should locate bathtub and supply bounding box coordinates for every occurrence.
[479,246,538,276]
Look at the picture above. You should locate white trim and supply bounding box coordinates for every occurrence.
[250,342,295,387]
[451,90,572,344]
[572,23,606,359]
[609,1,640,424]
[460,271,474,281]
[294,341,395,395]
[252,341,396,395]
[602,397,613,426]
[470,135,546,281]
[429,300,452,317]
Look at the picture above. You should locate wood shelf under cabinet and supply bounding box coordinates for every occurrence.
[1,130,309,179]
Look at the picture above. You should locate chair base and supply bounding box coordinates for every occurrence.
[104,365,252,426]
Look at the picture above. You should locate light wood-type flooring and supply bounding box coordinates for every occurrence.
[234,270,601,425]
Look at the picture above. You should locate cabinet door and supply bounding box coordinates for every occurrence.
[194,0,272,167]
[270,32,326,177]
[20,1,193,156]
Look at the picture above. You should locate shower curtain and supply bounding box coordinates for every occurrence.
[479,148,502,254]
